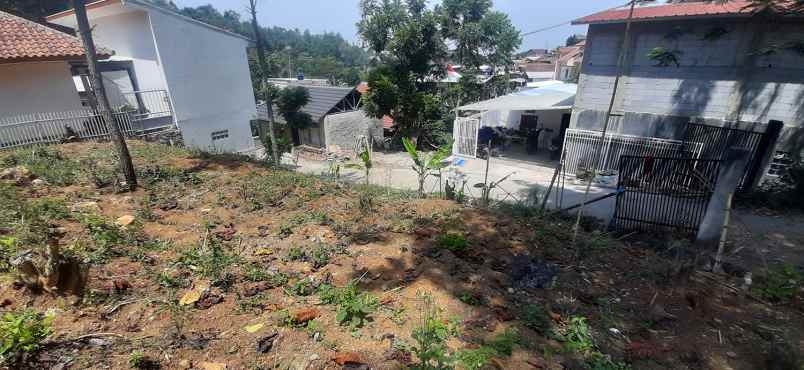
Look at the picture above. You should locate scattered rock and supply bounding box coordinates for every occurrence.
[0,298,12,308]
[112,279,131,294]
[414,227,438,238]
[199,362,226,370]
[242,282,270,297]
[292,308,319,324]
[11,280,24,290]
[309,354,320,361]
[86,338,111,347]
[649,303,677,322]
[115,215,136,227]
[195,293,223,309]
[255,332,279,353]
[492,305,514,322]
[179,284,209,306]
[254,247,273,256]
[214,223,237,241]
[332,352,364,366]
[31,178,46,186]
[383,348,412,364]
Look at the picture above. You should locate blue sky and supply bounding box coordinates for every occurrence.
[174,0,626,51]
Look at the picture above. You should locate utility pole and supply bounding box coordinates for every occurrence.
[248,0,280,165]
[571,0,637,244]
[73,0,137,189]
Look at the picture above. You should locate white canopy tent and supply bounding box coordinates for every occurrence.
[453,81,577,157]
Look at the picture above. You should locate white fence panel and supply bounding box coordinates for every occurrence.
[560,128,703,176]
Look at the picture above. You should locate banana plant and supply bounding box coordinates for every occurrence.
[344,146,373,185]
[402,137,453,198]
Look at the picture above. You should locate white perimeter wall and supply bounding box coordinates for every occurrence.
[89,11,167,92]
[147,9,257,153]
[0,62,84,116]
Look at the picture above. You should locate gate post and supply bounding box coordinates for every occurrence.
[696,148,750,247]
[744,120,784,190]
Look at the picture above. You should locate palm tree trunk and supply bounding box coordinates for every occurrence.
[73,0,137,189]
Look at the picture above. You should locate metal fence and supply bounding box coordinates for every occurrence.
[683,123,765,191]
[560,129,703,176]
[1,90,174,150]
[612,155,722,233]
[453,116,480,157]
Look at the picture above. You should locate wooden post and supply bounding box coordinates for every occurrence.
[249,0,280,165]
[712,192,734,273]
[73,0,137,189]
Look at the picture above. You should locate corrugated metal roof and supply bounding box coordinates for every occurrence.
[0,10,112,64]
[572,1,753,25]
[296,85,355,122]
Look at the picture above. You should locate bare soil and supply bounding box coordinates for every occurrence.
[1,141,802,370]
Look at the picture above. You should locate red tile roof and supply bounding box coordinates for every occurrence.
[572,1,753,25]
[0,10,112,64]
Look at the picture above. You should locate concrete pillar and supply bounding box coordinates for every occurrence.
[696,148,750,247]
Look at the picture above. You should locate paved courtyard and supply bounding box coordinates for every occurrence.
[284,150,618,221]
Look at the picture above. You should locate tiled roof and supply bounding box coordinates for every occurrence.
[572,1,753,25]
[0,10,112,64]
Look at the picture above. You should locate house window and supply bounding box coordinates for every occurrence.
[767,151,793,177]
[211,130,229,141]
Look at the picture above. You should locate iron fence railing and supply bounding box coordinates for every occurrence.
[111,90,173,121]
[683,123,765,191]
[560,129,703,177]
[613,155,722,233]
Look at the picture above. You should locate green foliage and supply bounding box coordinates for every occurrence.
[288,277,317,296]
[25,198,69,221]
[646,47,682,67]
[77,214,131,263]
[0,310,53,366]
[276,86,314,129]
[558,316,594,354]
[436,233,468,252]
[457,291,482,306]
[753,264,801,303]
[521,304,551,334]
[309,244,331,269]
[410,292,458,370]
[317,281,378,329]
[128,351,144,369]
[402,137,453,197]
[285,246,304,261]
[487,328,519,356]
[455,346,496,370]
[0,236,18,272]
[176,240,239,283]
[585,352,631,370]
[437,0,521,69]
[2,148,81,185]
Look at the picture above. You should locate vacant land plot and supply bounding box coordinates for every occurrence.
[0,141,801,370]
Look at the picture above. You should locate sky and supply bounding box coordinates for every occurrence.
[174,0,627,51]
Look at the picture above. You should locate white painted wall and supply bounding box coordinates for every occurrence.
[0,62,84,116]
[573,20,804,149]
[88,11,167,92]
[147,9,257,153]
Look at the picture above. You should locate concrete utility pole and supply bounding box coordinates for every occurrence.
[73,0,137,189]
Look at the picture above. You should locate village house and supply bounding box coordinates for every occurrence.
[0,10,111,118]
[46,0,258,153]
[571,0,804,182]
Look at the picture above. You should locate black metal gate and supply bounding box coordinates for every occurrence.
[612,155,721,233]
[683,123,766,191]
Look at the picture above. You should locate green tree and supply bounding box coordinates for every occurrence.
[437,0,520,70]
[276,86,314,130]
[566,34,581,46]
[358,0,448,145]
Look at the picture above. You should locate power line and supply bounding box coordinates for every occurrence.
[519,2,633,37]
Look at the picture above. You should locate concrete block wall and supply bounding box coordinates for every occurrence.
[323,110,383,156]
[573,20,804,154]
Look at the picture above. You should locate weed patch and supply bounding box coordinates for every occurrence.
[436,233,468,252]
[0,310,53,366]
[753,265,801,303]
[317,281,378,329]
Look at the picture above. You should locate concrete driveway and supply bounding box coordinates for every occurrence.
[284,150,617,221]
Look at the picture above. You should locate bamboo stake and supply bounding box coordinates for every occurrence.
[712,192,734,273]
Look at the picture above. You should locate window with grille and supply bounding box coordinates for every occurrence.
[211,130,229,141]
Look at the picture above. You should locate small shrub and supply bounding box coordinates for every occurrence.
[309,244,331,269]
[458,292,483,306]
[488,328,519,356]
[0,236,18,272]
[410,292,457,370]
[558,316,594,354]
[455,346,496,370]
[285,246,304,261]
[436,233,468,252]
[287,277,317,296]
[586,352,631,370]
[25,198,69,220]
[0,310,53,366]
[317,281,378,329]
[521,304,551,334]
[753,265,801,303]
[128,351,144,369]
[176,241,239,283]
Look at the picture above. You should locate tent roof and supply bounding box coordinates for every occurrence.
[456,81,577,111]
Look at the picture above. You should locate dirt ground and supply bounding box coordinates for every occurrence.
[0,141,802,370]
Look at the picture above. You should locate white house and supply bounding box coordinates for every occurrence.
[47,0,258,153]
[0,10,111,117]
